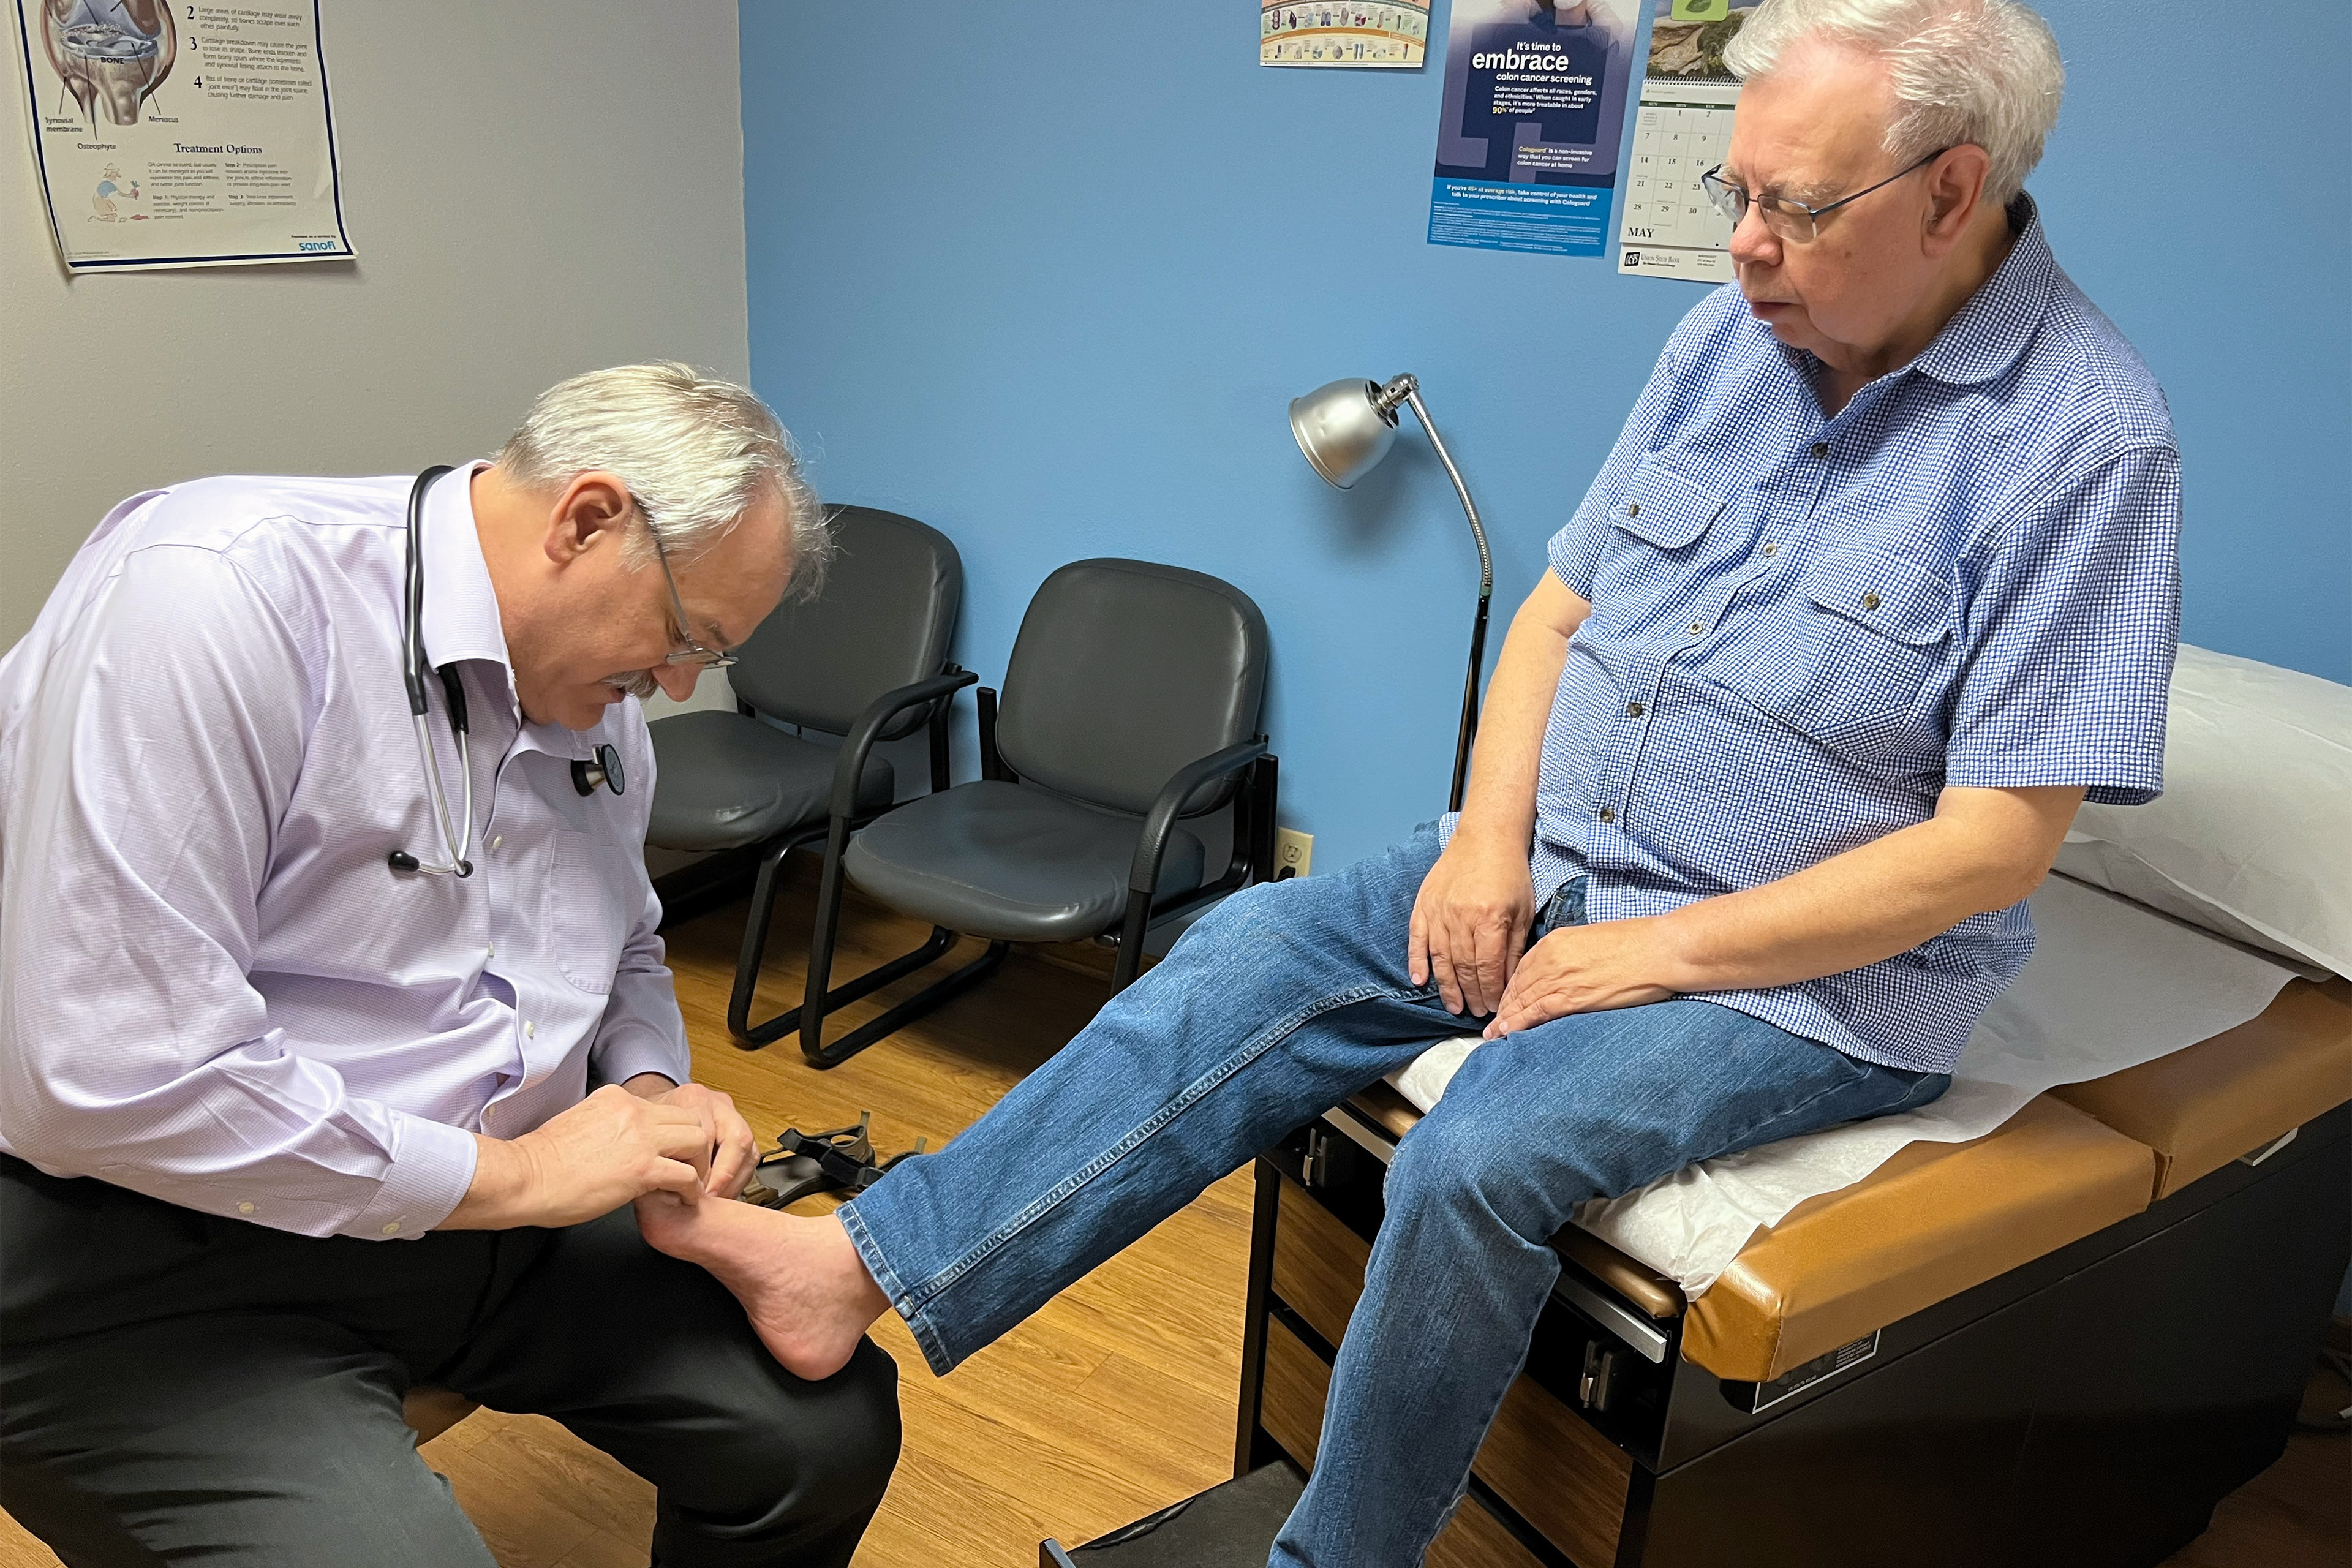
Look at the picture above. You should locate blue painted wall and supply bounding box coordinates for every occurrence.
[739,0,2349,874]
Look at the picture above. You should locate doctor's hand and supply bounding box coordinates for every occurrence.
[439,1084,715,1231]
[1409,831,1537,1017]
[1483,918,1676,1039]
[624,1075,758,1200]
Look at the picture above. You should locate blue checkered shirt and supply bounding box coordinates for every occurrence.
[1525,200,2180,1073]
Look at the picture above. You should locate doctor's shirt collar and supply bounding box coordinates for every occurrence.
[416,461,513,677]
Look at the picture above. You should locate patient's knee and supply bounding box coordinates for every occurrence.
[1384,1108,1591,1243]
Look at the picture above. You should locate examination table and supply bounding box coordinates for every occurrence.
[1045,974,2352,1568]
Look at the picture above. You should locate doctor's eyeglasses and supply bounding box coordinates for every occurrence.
[638,505,737,670]
[1698,148,1950,244]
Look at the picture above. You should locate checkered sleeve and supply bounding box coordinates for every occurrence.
[1550,339,1685,599]
[1945,444,2182,805]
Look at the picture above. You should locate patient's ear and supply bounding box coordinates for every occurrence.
[545,472,633,568]
[1921,146,1991,254]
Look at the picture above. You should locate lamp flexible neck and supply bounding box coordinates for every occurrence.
[1401,386,1492,599]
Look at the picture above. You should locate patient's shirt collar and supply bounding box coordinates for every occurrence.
[1906,192,2059,390]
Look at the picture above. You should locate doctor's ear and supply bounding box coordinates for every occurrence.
[543,472,636,567]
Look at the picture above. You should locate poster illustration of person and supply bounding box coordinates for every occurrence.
[1428,0,1640,257]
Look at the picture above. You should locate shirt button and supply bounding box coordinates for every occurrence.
[1762,541,1779,556]
[1626,701,1645,717]
[1811,441,1830,458]
[1598,805,1617,823]
[237,1200,255,1215]
[1688,621,1706,635]
[1863,591,1882,611]
[524,1020,536,1038]
[491,835,503,850]
[382,1221,402,1236]
[1626,502,1641,518]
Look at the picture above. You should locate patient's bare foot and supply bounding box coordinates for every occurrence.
[635,1193,889,1380]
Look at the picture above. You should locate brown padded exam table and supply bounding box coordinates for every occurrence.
[1043,977,2352,1568]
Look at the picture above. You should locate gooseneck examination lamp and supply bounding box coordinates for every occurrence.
[1289,373,1493,813]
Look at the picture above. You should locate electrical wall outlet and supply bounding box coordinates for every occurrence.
[1274,828,1313,880]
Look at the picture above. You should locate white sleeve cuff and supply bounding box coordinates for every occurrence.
[342,1112,479,1240]
[590,1018,692,1091]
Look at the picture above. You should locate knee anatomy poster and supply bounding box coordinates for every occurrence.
[12,0,351,271]
[1428,0,1640,257]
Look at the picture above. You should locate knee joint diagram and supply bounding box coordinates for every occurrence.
[39,0,176,129]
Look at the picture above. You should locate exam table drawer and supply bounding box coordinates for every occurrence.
[1267,1179,1634,1568]
[1260,1318,1550,1568]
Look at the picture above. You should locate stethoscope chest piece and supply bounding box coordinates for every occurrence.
[572,743,625,798]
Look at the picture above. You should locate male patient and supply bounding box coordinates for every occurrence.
[640,1,2181,1561]
[0,366,898,1566]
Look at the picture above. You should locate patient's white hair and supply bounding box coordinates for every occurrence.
[497,362,829,598]
[1722,0,2064,204]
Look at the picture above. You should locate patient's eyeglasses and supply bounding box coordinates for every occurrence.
[637,503,737,670]
[1699,148,1951,244]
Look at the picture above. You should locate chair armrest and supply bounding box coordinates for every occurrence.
[829,667,978,819]
[1127,736,1271,897]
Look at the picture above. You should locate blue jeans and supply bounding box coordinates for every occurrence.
[841,826,1948,1566]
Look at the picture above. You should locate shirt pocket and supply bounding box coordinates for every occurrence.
[1588,458,1733,620]
[1721,548,1953,752]
[543,828,636,995]
[1611,456,1728,551]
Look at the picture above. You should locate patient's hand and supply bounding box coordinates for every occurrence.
[1484,919,1675,1038]
[1411,833,1536,1017]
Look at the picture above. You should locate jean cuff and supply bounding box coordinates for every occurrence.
[835,1197,955,1376]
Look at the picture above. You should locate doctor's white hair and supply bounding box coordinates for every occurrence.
[496,363,829,598]
[1722,0,2064,205]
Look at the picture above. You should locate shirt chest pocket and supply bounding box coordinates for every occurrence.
[1718,548,1953,752]
[1593,458,1733,614]
[543,828,637,995]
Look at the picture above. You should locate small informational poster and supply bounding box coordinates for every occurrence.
[1261,2,1428,68]
[1618,1,1749,282]
[1428,0,1640,258]
[12,0,352,271]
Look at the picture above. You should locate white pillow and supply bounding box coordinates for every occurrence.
[2052,643,2351,976]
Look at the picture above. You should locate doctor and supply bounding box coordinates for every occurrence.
[0,365,899,1566]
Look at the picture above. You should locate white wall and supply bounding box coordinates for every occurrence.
[1,0,750,726]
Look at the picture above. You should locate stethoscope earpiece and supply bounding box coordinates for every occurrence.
[386,848,470,877]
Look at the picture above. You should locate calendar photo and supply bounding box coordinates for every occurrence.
[1617,1,1753,282]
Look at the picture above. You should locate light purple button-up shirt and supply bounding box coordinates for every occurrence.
[0,467,687,1240]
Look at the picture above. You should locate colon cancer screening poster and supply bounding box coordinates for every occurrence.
[1430,0,1642,257]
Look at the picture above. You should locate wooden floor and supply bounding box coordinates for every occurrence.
[2,857,2346,1566]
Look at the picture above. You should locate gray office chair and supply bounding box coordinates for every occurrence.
[793,557,1278,1069]
[646,505,965,1046]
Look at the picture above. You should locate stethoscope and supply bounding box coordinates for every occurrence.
[388,466,625,880]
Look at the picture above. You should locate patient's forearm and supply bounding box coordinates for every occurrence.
[1653,785,2084,993]
[1452,571,1590,850]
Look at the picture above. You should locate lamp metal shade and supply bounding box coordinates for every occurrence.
[1289,378,1398,489]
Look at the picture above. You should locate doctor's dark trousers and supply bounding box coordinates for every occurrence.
[0,1162,900,1567]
